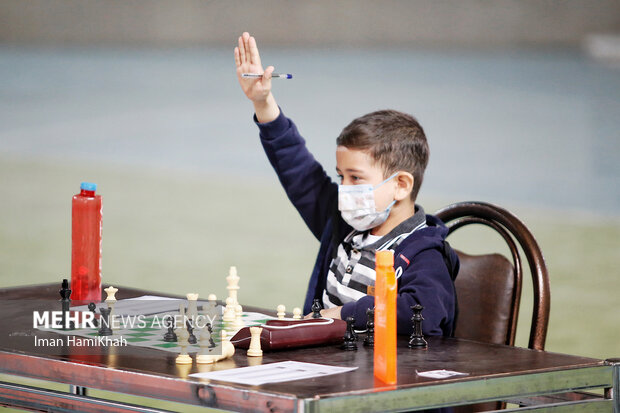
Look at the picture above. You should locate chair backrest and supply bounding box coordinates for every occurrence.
[435,201,550,350]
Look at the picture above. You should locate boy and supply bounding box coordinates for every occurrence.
[234,32,458,336]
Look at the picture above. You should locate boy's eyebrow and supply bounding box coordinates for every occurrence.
[335,167,365,174]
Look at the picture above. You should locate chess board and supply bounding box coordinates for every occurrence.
[37,300,275,354]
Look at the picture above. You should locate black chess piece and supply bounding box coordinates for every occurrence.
[87,302,99,327]
[341,316,358,351]
[363,308,375,347]
[312,299,323,319]
[206,323,216,348]
[186,320,197,345]
[163,315,177,342]
[98,307,113,336]
[59,279,74,330]
[408,304,427,349]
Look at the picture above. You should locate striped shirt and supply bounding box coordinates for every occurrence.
[323,207,428,308]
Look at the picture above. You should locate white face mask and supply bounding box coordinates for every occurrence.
[338,172,398,232]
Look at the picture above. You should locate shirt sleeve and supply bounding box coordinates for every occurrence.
[255,109,338,241]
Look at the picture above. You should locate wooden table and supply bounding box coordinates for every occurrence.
[0,284,617,412]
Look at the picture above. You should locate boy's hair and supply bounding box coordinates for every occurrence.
[336,109,429,201]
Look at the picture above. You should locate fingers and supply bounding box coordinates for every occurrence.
[243,32,251,66]
[234,47,241,68]
[238,35,246,65]
[248,36,261,67]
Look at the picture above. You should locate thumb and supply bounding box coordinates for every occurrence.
[263,66,275,87]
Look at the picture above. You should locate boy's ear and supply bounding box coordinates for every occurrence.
[394,172,414,201]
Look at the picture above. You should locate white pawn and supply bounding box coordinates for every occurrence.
[196,326,215,364]
[277,304,286,319]
[175,327,192,365]
[223,296,236,322]
[247,326,263,357]
[293,307,302,320]
[233,304,244,330]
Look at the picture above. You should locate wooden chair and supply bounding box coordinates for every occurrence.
[435,201,550,350]
[435,202,551,412]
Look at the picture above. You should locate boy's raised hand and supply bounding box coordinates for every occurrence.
[234,32,279,122]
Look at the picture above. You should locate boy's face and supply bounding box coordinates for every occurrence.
[335,146,396,212]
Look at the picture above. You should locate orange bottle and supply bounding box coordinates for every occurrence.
[374,250,397,384]
[71,182,102,302]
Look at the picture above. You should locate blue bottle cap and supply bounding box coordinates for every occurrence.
[80,182,97,192]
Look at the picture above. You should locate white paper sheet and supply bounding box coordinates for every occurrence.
[189,361,358,385]
[416,369,469,379]
[71,295,182,316]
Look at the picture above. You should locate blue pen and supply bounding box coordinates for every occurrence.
[242,73,293,79]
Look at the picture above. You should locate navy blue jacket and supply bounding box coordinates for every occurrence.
[256,110,458,336]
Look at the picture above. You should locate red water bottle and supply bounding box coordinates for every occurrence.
[71,182,102,302]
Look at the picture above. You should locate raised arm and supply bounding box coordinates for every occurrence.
[233,32,338,240]
[234,32,279,123]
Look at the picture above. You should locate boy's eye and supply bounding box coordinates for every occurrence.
[337,174,344,183]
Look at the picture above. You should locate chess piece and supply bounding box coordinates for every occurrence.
[293,307,302,319]
[186,293,199,323]
[59,279,75,330]
[277,304,286,319]
[104,286,118,313]
[206,294,217,313]
[312,299,322,319]
[98,307,113,336]
[206,323,216,348]
[175,326,193,365]
[196,323,216,364]
[219,330,236,361]
[226,266,240,305]
[163,315,177,342]
[186,320,197,345]
[233,304,244,330]
[341,316,358,351]
[247,326,263,357]
[408,304,428,349]
[88,302,99,327]
[364,308,374,347]
[223,297,236,322]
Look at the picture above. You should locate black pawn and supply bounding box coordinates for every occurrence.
[88,302,99,327]
[98,307,113,336]
[206,323,216,348]
[59,279,74,330]
[363,308,375,347]
[312,299,323,319]
[408,304,427,349]
[186,320,197,345]
[163,315,177,342]
[341,316,358,351]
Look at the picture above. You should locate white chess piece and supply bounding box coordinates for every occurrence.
[175,327,193,365]
[247,326,263,357]
[226,266,240,306]
[277,304,286,319]
[104,286,118,313]
[233,304,244,330]
[223,297,236,322]
[293,307,302,320]
[186,293,199,324]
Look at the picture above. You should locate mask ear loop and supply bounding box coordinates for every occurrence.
[373,171,399,189]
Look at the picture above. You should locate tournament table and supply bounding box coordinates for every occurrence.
[0,284,618,412]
